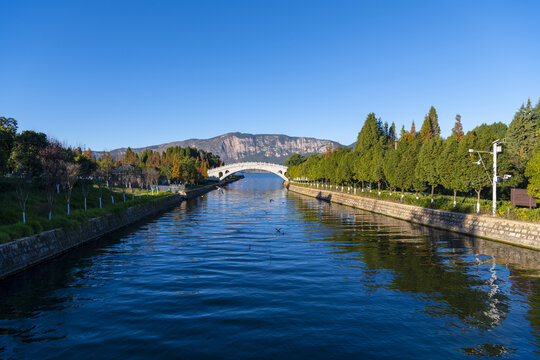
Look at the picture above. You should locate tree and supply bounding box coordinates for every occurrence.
[98,152,115,204]
[439,137,469,207]
[181,158,198,183]
[284,153,306,167]
[354,113,382,189]
[144,167,160,194]
[397,137,423,197]
[171,159,181,182]
[506,99,538,175]
[525,146,540,198]
[383,146,401,194]
[76,150,97,211]
[0,116,18,174]
[415,138,443,202]
[461,130,493,213]
[64,163,80,216]
[9,131,47,176]
[40,143,66,220]
[372,140,387,194]
[123,147,137,165]
[533,99,540,131]
[420,106,441,143]
[13,172,31,224]
[451,114,464,142]
[408,121,417,143]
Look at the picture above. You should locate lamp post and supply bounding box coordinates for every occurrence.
[468,140,503,216]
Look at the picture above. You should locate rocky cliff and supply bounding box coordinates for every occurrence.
[108,132,341,164]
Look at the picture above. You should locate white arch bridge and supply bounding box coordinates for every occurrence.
[207,162,288,181]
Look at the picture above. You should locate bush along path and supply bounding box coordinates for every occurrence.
[289,181,540,223]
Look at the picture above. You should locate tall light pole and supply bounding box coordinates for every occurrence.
[468,139,503,216]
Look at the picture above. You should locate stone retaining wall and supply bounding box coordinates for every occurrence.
[0,178,239,280]
[288,184,540,250]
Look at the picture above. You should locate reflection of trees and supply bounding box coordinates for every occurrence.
[288,193,518,330]
[525,278,540,351]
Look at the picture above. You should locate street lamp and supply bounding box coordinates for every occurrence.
[468,139,503,216]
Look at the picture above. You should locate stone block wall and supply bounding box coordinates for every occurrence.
[0,194,184,280]
[289,185,540,250]
[0,177,241,280]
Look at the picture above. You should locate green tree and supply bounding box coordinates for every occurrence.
[420,106,441,143]
[0,116,18,174]
[394,139,411,196]
[439,137,469,207]
[383,146,401,194]
[525,146,540,198]
[506,99,538,175]
[354,113,382,189]
[284,153,306,167]
[9,131,48,176]
[415,138,443,202]
[461,130,494,213]
[533,99,540,130]
[334,148,353,185]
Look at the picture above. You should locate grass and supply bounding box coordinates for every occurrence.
[0,178,170,244]
[291,181,540,223]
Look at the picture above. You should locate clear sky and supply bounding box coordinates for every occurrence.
[1,0,539,150]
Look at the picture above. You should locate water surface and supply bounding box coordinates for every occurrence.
[1,173,540,359]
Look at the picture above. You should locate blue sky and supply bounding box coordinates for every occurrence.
[1,0,539,150]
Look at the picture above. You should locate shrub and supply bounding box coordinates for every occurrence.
[26,220,43,234]
[0,230,11,243]
[3,223,33,240]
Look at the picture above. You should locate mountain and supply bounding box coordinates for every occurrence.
[102,132,341,165]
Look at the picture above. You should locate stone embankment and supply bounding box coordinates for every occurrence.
[288,184,540,250]
[0,178,238,280]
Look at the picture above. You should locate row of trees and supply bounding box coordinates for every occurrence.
[113,145,222,184]
[0,117,223,224]
[286,100,540,211]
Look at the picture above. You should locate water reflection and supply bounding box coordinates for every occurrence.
[0,173,539,359]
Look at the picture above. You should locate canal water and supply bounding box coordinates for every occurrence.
[1,173,540,359]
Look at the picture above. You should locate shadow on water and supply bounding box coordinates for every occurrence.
[288,192,540,355]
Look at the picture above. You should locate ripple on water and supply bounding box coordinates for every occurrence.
[1,174,540,359]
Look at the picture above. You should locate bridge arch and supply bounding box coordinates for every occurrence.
[207,162,288,181]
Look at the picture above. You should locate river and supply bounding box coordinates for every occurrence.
[1,173,540,359]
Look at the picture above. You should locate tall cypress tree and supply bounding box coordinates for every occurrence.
[506,99,537,173]
[416,138,443,202]
[383,146,399,194]
[394,139,410,196]
[439,137,469,207]
[533,99,540,130]
[526,146,540,198]
[451,114,464,142]
[354,113,381,189]
[409,121,417,143]
[420,106,440,143]
[397,136,423,197]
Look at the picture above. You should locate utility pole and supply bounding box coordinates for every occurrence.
[469,139,503,216]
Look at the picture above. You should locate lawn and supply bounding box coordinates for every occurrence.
[0,178,171,243]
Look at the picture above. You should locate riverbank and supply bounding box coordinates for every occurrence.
[0,177,240,280]
[288,184,540,250]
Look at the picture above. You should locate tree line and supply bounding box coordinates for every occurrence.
[286,100,540,211]
[0,117,223,224]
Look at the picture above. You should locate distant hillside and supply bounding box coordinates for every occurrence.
[100,132,342,165]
